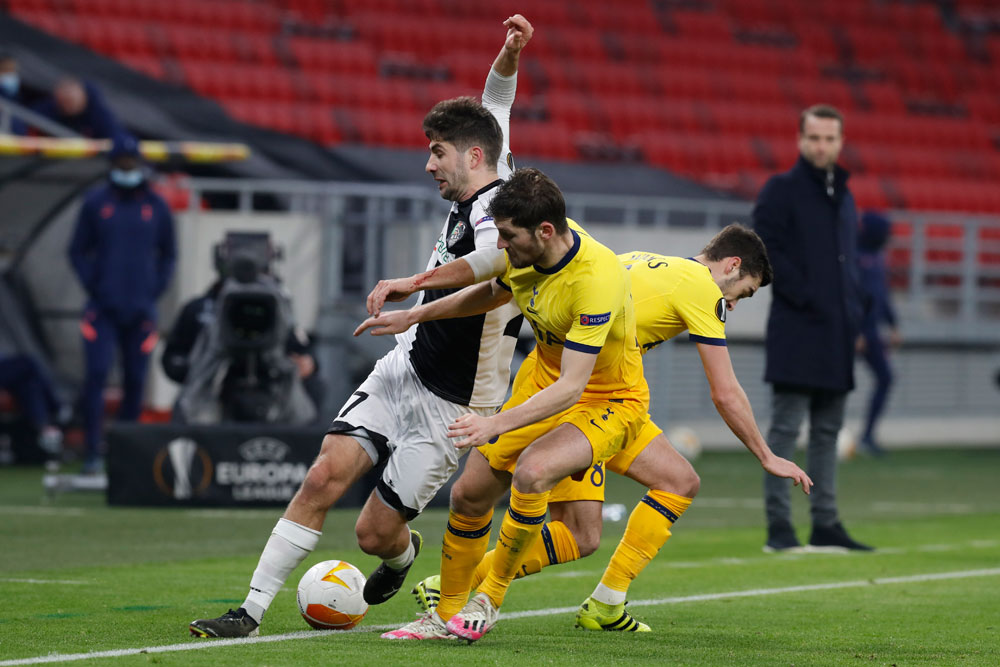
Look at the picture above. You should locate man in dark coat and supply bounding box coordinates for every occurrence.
[752,104,872,552]
[68,133,176,472]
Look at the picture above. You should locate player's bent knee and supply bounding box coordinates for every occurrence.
[555,511,601,557]
[355,522,392,556]
[681,468,701,498]
[449,481,490,517]
[297,438,365,508]
[510,459,554,494]
[574,528,601,557]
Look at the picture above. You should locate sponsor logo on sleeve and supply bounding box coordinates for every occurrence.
[580,312,611,326]
[716,298,727,323]
[474,215,494,227]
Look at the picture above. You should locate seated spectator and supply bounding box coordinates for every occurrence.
[33,77,122,138]
[0,352,66,458]
[0,51,28,135]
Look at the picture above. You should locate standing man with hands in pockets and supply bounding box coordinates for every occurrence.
[752,104,873,554]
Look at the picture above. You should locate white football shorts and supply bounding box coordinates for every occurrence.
[327,345,495,519]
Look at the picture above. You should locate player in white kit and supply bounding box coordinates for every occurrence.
[189,14,533,638]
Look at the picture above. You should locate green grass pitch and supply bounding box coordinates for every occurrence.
[1,447,999,666]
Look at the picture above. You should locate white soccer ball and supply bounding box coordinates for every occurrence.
[836,427,857,461]
[667,426,702,461]
[296,560,369,630]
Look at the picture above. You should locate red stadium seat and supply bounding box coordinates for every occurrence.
[16,0,999,214]
[288,38,379,76]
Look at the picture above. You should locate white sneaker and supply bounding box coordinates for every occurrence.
[381,611,455,640]
[445,592,499,642]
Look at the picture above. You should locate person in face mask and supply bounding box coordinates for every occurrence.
[67,133,177,473]
[0,51,28,135]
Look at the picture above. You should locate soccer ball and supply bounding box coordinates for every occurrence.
[296,560,369,630]
[667,426,702,461]
[836,427,857,461]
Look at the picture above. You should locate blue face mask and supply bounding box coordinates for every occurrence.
[109,168,145,188]
[0,73,19,96]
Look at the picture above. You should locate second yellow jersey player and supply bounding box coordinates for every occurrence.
[548,250,729,501]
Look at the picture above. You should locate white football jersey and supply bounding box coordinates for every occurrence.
[396,69,521,408]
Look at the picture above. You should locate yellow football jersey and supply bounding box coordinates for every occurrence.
[619,251,727,353]
[496,228,646,402]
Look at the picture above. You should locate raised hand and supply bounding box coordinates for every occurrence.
[503,14,534,54]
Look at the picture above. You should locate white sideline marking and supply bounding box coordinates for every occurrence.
[0,579,89,585]
[549,538,1000,578]
[2,567,999,666]
[0,507,87,516]
[508,568,1000,619]
[184,510,283,519]
[871,502,974,514]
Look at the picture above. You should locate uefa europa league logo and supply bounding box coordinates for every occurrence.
[154,438,213,499]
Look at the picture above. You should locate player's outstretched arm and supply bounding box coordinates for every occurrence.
[492,14,533,77]
[365,248,508,316]
[697,342,813,495]
[449,346,596,449]
[355,278,512,337]
[366,261,474,316]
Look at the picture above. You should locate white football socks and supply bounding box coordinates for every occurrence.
[381,529,414,571]
[591,582,627,607]
[242,518,321,623]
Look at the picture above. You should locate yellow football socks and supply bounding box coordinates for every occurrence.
[436,508,493,621]
[470,520,581,589]
[598,490,692,596]
[477,486,550,608]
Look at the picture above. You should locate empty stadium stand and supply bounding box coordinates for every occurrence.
[4,0,1000,214]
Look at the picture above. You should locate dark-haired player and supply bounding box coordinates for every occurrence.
[189,14,533,639]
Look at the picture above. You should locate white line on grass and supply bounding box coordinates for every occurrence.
[184,509,286,519]
[0,507,87,516]
[548,538,1000,577]
[507,568,1000,618]
[0,579,90,585]
[2,567,998,666]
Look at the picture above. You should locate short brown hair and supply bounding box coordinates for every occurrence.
[422,96,503,167]
[487,167,568,233]
[799,104,844,134]
[701,224,772,287]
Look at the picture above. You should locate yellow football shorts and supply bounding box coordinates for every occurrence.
[476,373,646,476]
[547,414,663,503]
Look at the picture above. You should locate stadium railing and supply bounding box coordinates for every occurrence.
[182,177,1000,344]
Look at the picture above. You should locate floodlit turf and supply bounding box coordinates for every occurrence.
[2,448,999,666]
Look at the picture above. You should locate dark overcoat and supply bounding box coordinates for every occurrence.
[752,155,863,392]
